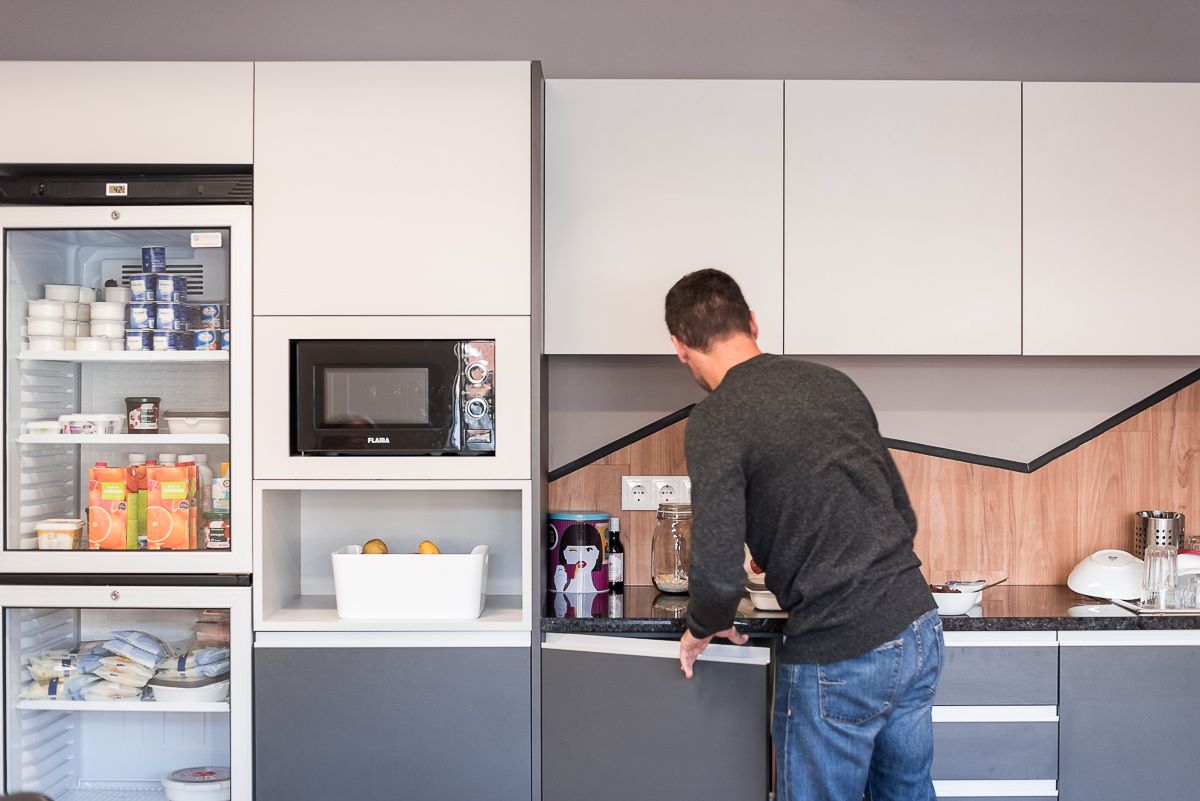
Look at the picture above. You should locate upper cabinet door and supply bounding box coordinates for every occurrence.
[0,61,252,164]
[784,81,1022,355]
[545,80,783,355]
[253,62,534,317]
[1024,83,1200,356]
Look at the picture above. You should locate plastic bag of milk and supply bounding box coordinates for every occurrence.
[157,647,230,671]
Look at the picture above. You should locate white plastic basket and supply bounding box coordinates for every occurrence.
[331,544,490,619]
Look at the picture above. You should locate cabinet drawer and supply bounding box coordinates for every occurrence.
[933,722,1058,781]
[935,646,1058,705]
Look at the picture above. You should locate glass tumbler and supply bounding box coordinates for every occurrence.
[1141,545,1179,609]
[1179,574,1200,609]
[651,503,692,594]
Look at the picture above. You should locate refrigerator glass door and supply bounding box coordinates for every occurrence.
[1,584,251,801]
[2,206,250,573]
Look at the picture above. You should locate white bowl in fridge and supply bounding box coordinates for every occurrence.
[164,412,231,435]
[26,335,65,352]
[149,676,230,704]
[161,766,232,801]
[25,316,63,336]
[90,319,124,338]
[44,284,81,302]
[90,301,125,320]
[28,299,65,319]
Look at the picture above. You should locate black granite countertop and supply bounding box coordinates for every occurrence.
[542,585,1200,635]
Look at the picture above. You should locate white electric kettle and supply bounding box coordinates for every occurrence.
[1068,549,1200,601]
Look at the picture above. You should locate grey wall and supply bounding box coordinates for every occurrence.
[2,1,1200,80]
[548,356,1200,469]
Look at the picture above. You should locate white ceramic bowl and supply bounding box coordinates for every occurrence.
[90,301,125,321]
[44,284,81,302]
[90,320,124,338]
[78,287,97,304]
[1067,549,1144,601]
[933,591,977,616]
[26,336,65,352]
[28,299,65,319]
[103,286,133,304]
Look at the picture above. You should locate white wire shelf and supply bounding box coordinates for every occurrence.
[17,699,229,713]
[18,350,228,363]
[18,433,229,445]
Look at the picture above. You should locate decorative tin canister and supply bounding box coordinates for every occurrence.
[548,511,610,593]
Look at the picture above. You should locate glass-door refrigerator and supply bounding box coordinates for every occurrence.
[1,197,250,573]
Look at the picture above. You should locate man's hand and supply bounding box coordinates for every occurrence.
[679,626,749,679]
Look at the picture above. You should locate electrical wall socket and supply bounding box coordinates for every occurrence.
[621,476,692,510]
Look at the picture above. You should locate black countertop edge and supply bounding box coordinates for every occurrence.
[541,585,1200,634]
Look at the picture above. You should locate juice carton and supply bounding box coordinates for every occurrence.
[146,465,192,550]
[128,461,149,549]
[212,470,231,514]
[179,460,199,549]
[87,463,131,550]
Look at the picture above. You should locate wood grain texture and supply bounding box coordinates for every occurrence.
[549,382,1200,585]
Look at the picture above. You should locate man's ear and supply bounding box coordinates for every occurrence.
[670,335,689,364]
[748,311,759,340]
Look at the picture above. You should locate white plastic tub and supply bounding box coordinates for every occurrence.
[36,518,85,550]
[90,319,125,338]
[90,300,125,320]
[150,677,231,703]
[27,335,65,351]
[331,544,490,619]
[44,284,81,301]
[28,299,65,319]
[162,766,232,801]
[164,412,231,435]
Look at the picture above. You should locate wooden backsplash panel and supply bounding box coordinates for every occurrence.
[550,381,1200,585]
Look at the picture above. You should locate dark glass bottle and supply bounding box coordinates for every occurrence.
[608,516,625,592]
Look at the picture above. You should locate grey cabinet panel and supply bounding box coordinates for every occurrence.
[255,647,532,801]
[1060,646,1200,801]
[934,646,1058,705]
[932,722,1057,781]
[542,648,769,801]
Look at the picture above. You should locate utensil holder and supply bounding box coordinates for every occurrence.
[1134,510,1185,558]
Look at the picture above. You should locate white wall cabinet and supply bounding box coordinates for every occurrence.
[0,61,253,164]
[253,61,535,317]
[783,81,1022,355]
[1024,82,1200,356]
[545,80,783,355]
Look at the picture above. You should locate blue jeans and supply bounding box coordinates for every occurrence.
[773,609,943,801]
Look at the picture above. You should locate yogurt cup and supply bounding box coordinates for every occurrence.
[155,274,188,302]
[60,320,81,337]
[61,302,79,321]
[90,319,124,338]
[153,330,192,351]
[108,337,125,351]
[129,273,159,302]
[128,302,156,329]
[103,286,133,304]
[141,245,167,272]
[28,299,65,319]
[156,302,194,331]
[193,329,219,351]
[44,284,81,302]
[78,287,97,304]
[77,323,91,336]
[197,303,223,329]
[25,420,64,435]
[126,330,153,351]
[90,301,125,321]
[35,519,85,550]
[77,302,91,321]
[220,329,230,351]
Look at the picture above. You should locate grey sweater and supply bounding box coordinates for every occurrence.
[684,355,934,664]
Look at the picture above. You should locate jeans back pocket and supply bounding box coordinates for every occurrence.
[817,639,904,725]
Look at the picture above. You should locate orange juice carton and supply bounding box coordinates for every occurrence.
[87,463,130,550]
[146,465,192,550]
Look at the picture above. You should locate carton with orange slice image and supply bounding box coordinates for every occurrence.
[146,465,193,550]
[87,464,131,550]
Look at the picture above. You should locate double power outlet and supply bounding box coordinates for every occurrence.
[620,475,692,511]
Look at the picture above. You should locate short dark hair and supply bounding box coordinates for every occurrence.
[664,268,753,351]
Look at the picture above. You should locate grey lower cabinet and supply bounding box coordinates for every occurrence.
[255,646,532,801]
[541,633,771,801]
[1059,643,1200,801]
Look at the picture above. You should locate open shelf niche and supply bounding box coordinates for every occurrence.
[254,480,532,633]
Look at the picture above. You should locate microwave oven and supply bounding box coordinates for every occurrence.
[291,339,495,456]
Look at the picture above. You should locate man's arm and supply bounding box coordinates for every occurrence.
[683,415,749,642]
[881,447,917,536]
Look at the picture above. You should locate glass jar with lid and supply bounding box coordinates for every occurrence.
[652,503,692,593]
